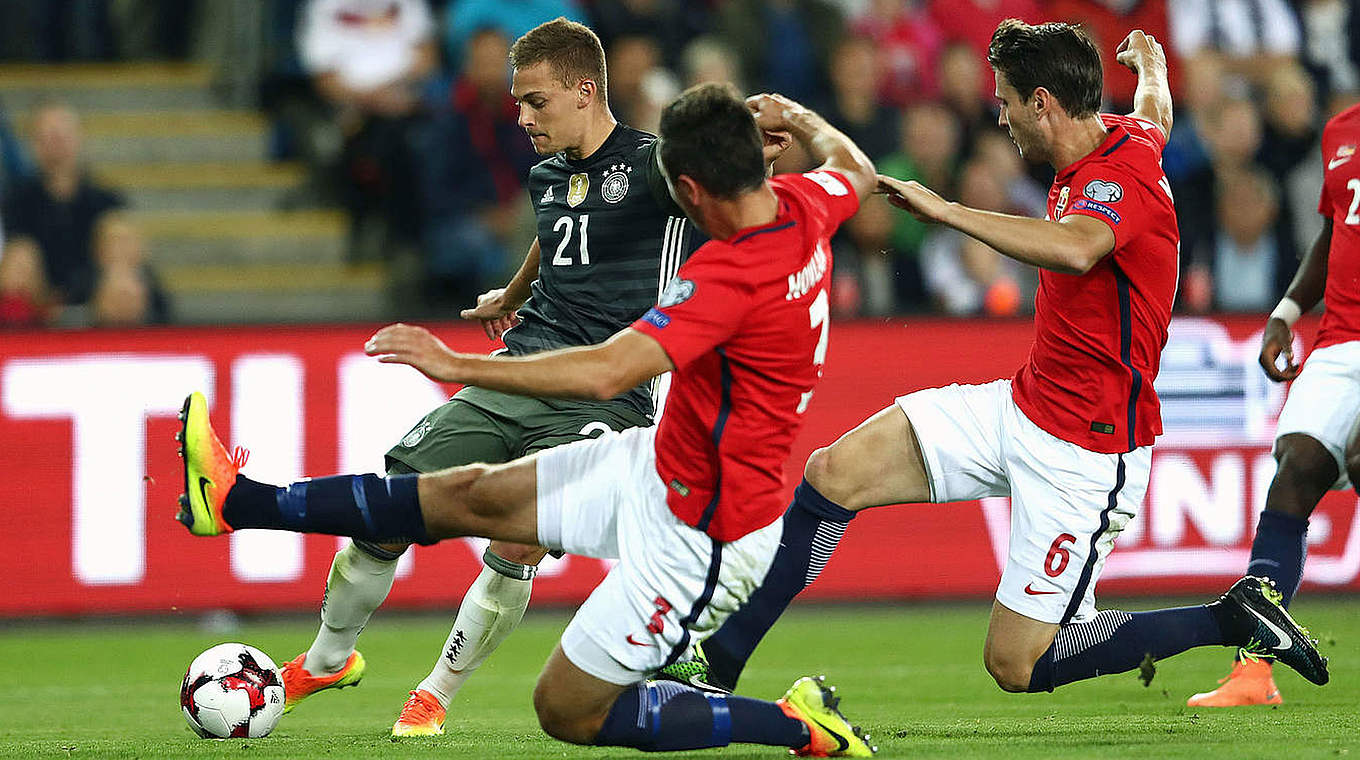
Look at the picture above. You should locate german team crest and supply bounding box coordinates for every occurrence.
[400,419,432,448]
[602,163,631,203]
[567,173,589,207]
[1054,185,1071,218]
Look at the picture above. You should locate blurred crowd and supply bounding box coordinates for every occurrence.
[1,0,1359,326]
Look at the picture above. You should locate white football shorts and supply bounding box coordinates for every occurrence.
[897,379,1151,625]
[1273,340,1360,490]
[535,424,782,685]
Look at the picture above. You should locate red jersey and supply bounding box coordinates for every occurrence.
[632,171,858,541]
[1313,102,1360,351]
[1012,113,1180,453]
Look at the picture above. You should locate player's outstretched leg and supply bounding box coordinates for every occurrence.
[537,646,873,756]
[393,543,542,736]
[1188,434,1332,706]
[1022,576,1327,693]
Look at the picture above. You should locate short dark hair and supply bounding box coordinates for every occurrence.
[987,19,1102,118]
[658,83,766,200]
[510,18,607,99]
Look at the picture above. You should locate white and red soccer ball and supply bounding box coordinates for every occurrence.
[180,643,285,738]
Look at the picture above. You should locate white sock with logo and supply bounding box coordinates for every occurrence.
[304,541,401,674]
[415,561,534,708]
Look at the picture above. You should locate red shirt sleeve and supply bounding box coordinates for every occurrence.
[775,170,861,229]
[631,242,754,369]
[1063,161,1141,250]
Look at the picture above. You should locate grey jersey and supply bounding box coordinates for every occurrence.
[504,125,699,418]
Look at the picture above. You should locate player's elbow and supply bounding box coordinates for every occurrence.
[1058,237,1111,275]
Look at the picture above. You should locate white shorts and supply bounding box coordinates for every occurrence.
[1273,340,1360,490]
[897,379,1151,624]
[535,425,783,685]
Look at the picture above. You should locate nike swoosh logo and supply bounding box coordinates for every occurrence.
[1243,604,1293,650]
[810,717,850,753]
[1329,156,1352,170]
[625,634,655,647]
[1024,583,1061,595]
[197,476,213,513]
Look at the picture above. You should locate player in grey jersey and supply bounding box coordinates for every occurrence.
[275,18,787,735]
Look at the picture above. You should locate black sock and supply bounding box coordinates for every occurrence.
[222,472,432,544]
[1246,509,1309,607]
[704,480,856,689]
[1027,606,1226,692]
[594,681,808,751]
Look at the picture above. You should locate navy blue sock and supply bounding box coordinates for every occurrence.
[595,681,808,751]
[1027,606,1226,692]
[1246,509,1309,607]
[221,473,433,545]
[704,480,856,690]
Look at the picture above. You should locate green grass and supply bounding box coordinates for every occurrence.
[1,599,1357,759]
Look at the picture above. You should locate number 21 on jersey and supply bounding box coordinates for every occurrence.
[552,214,590,265]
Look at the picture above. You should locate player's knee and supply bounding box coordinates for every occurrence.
[1271,436,1336,516]
[983,647,1035,693]
[532,686,602,745]
[803,445,856,505]
[489,541,548,566]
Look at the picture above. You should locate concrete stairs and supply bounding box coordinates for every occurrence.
[0,62,389,324]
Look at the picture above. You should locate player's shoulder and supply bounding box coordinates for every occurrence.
[771,170,855,212]
[1323,102,1360,138]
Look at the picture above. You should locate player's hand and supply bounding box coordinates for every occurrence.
[1259,317,1300,382]
[365,323,463,383]
[460,288,521,341]
[746,92,812,135]
[760,128,793,166]
[1115,30,1166,74]
[875,174,949,223]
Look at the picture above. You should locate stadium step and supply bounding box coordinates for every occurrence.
[0,63,217,111]
[132,209,347,266]
[98,162,308,212]
[18,110,271,164]
[160,263,390,324]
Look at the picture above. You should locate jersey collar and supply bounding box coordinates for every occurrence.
[1055,122,1129,182]
[561,123,626,169]
[727,199,794,244]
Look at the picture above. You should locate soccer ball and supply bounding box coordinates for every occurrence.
[180,643,286,738]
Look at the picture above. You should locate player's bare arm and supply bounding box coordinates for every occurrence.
[366,323,674,400]
[1261,218,1333,382]
[460,237,540,340]
[746,92,876,201]
[1115,30,1173,138]
[877,174,1115,274]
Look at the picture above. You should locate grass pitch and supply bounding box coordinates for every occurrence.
[1,599,1357,759]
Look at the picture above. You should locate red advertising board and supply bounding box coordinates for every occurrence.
[2,316,1357,616]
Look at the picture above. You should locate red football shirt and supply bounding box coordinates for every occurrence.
[1313,102,1360,351]
[632,171,858,541]
[1011,113,1180,453]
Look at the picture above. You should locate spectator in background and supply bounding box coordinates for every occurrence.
[719,0,844,103]
[1298,0,1359,111]
[1,102,127,317]
[821,35,899,160]
[680,36,743,91]
[589,0,708,68]
[299,0,439,261]
[605,35,678,133]
[0,237,52,327]
[417,27,538,309]
[919,158,1027,316]
[937,41,997,158]
[849,0,942,106]
[90,216,169,325]
[1046,0,1172,110]
[1212,168,1282,312]
[836,195,899,317]
[0,105,33,200]
[875,101,962,309]
[1258,65,1322,280]
[445,0,585,63]
[1167,0,1302,88]
[928,0,1039,98]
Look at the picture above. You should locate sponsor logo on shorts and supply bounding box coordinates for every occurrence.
[1072,198,1121,224]
[1023,582,1061,596]
[641,307,670,329]
[400,420,432,448]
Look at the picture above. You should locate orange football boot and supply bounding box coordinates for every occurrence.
[1186,654,1282,707]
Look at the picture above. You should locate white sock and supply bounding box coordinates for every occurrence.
[416,563,533,707]
[304,542,401,675]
